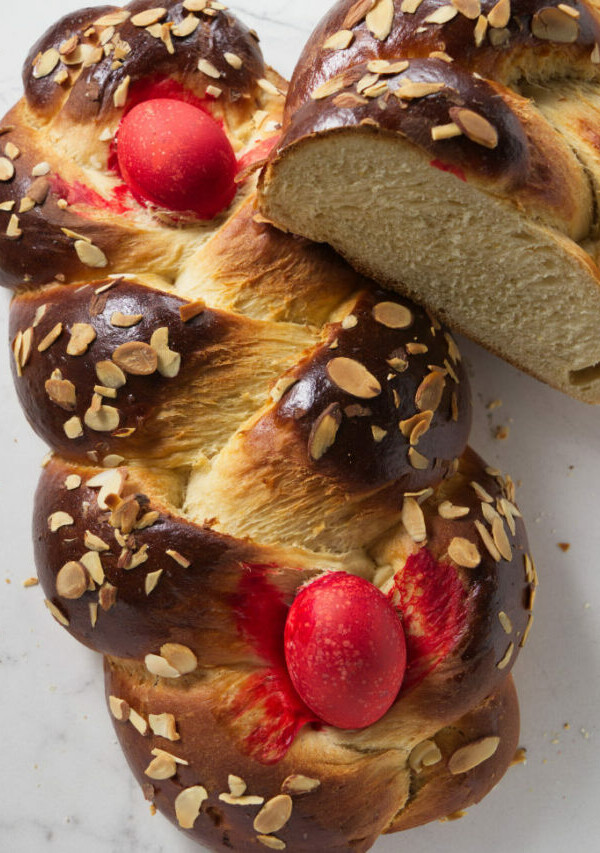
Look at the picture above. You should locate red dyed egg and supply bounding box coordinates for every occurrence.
[117,99,237,219]
[284,573,406,729]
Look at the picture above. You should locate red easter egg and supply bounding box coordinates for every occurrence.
[117,99,237,219]
[284,573,407,729]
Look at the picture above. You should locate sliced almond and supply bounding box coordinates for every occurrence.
[145,569,163,595]
[448,536,480,568]
[145,753,177,780]
[166,549,191,568]
[402,497,426,542]
[449,736,500,774]
[281,775,320,795]
[218,793,265,805]
[33,48,60,79]
[228,775,247,797]
[149,712,179,741]
[44,599,70,626]
[198,58,221,78]
[415,371,445,412]
[110,311,143,328]
[95,10,131,26]
[531,6,579,42]
[80,551,105,586]
[96,360,127,388]
[145,654,181,679]
[409,739,443,771]
[38,323,63,352]
[324,29,355,49]
[63,416,83,439]
[487,0,510,26]
[150,327,181,378]
[84,530,110,552]
[327,357,381,398]
[492,516,512,561]
[128,707,148,735]
[75,239,108,268]
[257,839,285,851]
[449,107,498,149]
[131,7,167,27]
[401,0,424,11]
[67,323,96,356]
[431,122,462,141]
[56,561,88,599]
[498,611,513,634]
[112,341,158,375]
[372,301,413,329]
[474,519,501,561]
[366,0,395,40]
[424,5,458,23]
[160,643,198,675]
[65,474,82,490]
[308,403,342,460]
[451,0,481,18]
[48,511,74,532]
[253,795,293,835]
[438,501,469,519]
[109,695,130,721]
[85,401,120,432]
[408,447,429,469]
[172,14,200,37]
[175,786,208,829]
[0,157,15,181]
[6,214,21,238]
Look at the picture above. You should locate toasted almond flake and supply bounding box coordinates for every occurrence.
[309,403,342,460]
[33,48,60,79]
[311,77,346,100]
[492,516,512,561]
[258,77,283,96]
[487,0,510,27]
[219,792,266,805]
[109,695,130,721]
[129,707,148,735]
[449,107,498,149]
[165,549,191,568]
[333,92,369,108]
[401,0,424,10]
[145,653,181,679]
[257,838,286,851]
[198,58,221,79]
[498,611,513,634]
[6,214,21,238]
[270,374,297,403]
[65,474,82,490]
[85,402,120,432]
[65,323,96,356]
[449,736,500,774]
[95,10,131,26]
[142,569,162,595]
[112,75,131,109]
[137,511,160,530]
[83,531,110,552]
[406,342,428,355]
[56,561,88,599]
[497,641,514,670]
[31,162,51,179]
[128,544,149,569]
[95,360,127,389]
[103,453,124,468]
[408,447,429,469]
[175,786,208,829]
[75,239,108,268]
[474,14,488,45]
[324,29,355,50]
[531,6,579,42]
[112,341,158,375]
[19,197,35,214]
[520,613,534,647]
[327,357,381,398]
[343,0,377,28]
[402,497,426,542]
[87,468,125,509]
[149,712,179,741]
[372,301,413,329]
[409,739,443,771]
[366,0,395,40]
[48,511,74,532]
[451,0,481,18]
[160,643,198,675]
[281,775,321,795]
[395,80,445,99]
[0,200,14,211]
[64,416,83,439]
[131,7,167,27]
[474,519,501,561]
[431,122,462,141]
[424,4,458,23]
[341,314,358,330]
[80,551,105,585]
[371,425,387,442]
[253,795,293,835]
[227,775,247,797]
[44,598,70,626]
[95,385,118,400]
[5,141,20,161]
[150,327,181,378]
[448,537,480,568]
[438,500,469,519]
[37,322,61,353]
[23,577,38,587]
[179,299,206,323]
[145,753,177,779]
[172,13,200,36]
[99,581,117,611]
[592,43,600,63]
[45,377,77,411]
[110,311,143,328]
[481,502,499,525]
[470,481,494,503]
[415,371,445,412]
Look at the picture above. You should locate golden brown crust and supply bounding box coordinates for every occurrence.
[3,2,536,851]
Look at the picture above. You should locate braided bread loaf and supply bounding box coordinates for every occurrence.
[3,1,536,850]
[258,0,600,404]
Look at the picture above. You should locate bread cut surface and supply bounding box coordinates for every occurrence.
[259,0,600,403]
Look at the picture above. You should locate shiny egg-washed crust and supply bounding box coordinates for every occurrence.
[4,2,535,851]
[258,0,600,403]
[36,446,531,851]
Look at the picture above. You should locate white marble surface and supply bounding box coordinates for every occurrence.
[1,1,600,851]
